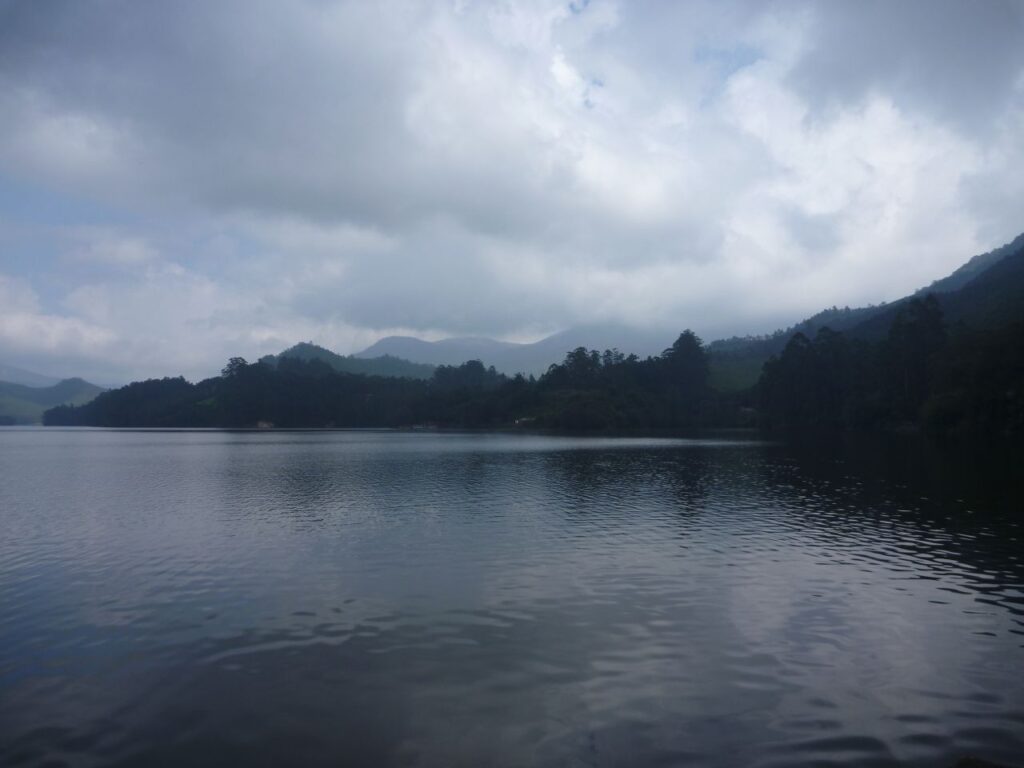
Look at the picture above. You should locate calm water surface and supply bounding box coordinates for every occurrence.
[1,429,1022,767]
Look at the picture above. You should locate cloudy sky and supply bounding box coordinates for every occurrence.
[1,0,1022,382]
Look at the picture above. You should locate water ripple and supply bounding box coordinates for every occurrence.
[1,429,1022,767]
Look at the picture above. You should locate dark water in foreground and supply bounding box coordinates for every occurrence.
[1,429,1022,767]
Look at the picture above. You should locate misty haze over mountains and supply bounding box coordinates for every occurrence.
[0,377,103,425]
[43,228,1024,437]
[348,231,1024,379]
[2,230,1023,397]
[0,363,62,388]
[354,324,672,377]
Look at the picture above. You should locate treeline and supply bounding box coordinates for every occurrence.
[45,331,729,431]
[759,295,1024,436]
[43,302,1024,436]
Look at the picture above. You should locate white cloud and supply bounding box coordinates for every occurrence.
[0,274,116,361]
[0,0,1021,380]
[64,228,160,267]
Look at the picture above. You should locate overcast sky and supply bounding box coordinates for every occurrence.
[1,0,1022,382]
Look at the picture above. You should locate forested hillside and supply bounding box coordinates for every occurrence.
[708,233,1024,390]
[758,297,1024,436]
[45,333,719,431]
[259,342,436,379]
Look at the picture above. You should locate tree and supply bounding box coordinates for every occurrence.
[432,360,504,392]
[602,348,625,367]
[659,330,710,424]
[759,332,817,429]
[221,357,249,378]
[661,331,708,391]
[883,295,946,420]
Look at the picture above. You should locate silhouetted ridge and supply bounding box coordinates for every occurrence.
[708,232,1024,389]
[260,342,435,379]
[919,231,1024,295]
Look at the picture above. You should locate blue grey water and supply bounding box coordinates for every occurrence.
[1,428,1022,767]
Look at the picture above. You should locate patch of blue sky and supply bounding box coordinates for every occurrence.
[578,75,603,110]
[0,181,67,292]
[694,43,762,104]
[0,173,139,231]
[0,174,144,303]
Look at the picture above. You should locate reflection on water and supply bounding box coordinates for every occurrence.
[1,429,1021,767]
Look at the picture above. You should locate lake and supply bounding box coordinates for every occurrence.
[1,428,1022,767]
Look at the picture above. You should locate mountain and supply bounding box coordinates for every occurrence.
[260,342,436,379]
[356,324,674,376]
[0,363,61,388]
[356,231,1024,383]
[355,336,520,368]
[0,377,105,425]
[850,234,1024,341]
[707,232,1024,390]
[918,231,1024,295]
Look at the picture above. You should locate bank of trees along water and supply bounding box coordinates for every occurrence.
[758,295,1024,437]
[44,331,721,431]
[44,303,1024,437]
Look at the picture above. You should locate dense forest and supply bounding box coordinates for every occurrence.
[43,295,1024,438]
[45,332,722,431]
[758,296,1024,436]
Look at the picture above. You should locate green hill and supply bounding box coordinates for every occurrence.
[0,377,105,425]
[259,342,436,379]
[918,231,1024,295]
[847,237,1024,341]
[708,232,1024,391]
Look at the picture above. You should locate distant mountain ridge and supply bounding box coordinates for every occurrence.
[356,324,673,376]
[355,336,520,368]
[260,342,436,379]
[0,377,105,424]
[0,363,61,388]
[353,233,1024,385]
